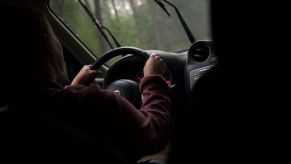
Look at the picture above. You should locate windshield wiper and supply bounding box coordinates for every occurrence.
[78,0,121,49]
[154,0,196,43]
[154,0,171,16]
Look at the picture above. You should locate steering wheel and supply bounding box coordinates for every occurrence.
[90,47,149,108]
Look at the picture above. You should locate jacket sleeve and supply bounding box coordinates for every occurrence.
[105,75,172,160]
[49,75,172,160]
[138,75,172,153]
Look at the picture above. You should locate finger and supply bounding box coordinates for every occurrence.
[83,65,89,68]
[88,71,99,78]
[91,70,102,75]
[155,55,162,61]
[88,69,98,74]
[91,70,102,76]
[149,55,155,60]
[81,65,90,71]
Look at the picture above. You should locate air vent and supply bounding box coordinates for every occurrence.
[189,43,210,62]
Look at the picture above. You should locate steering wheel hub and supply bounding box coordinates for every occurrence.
[90,47,149,107]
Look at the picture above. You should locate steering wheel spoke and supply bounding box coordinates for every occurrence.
[90,47,149,108]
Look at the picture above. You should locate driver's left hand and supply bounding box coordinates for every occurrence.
[71,65,101,86]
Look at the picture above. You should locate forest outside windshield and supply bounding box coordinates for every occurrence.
[49,0,211,58]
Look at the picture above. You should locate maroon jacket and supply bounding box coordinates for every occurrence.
[38,75,172,161]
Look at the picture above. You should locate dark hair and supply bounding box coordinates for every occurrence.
[0,4,64,106]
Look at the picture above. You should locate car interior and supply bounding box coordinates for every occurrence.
[1,0,289,163]
[47,1,216,162]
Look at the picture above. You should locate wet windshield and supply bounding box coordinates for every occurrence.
[49,0,211,57]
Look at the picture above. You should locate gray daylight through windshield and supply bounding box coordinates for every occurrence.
[50,0,210,56]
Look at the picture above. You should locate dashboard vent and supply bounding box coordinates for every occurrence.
[189,43,210,62]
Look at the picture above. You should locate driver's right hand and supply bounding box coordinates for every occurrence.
[143,53,167,78]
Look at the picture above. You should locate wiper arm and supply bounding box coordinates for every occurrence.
[154,0,196,43]
[154,0,171,16]
[78,0,121,49]
[102,26,121,47]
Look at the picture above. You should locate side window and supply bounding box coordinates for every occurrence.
[49,0,111,58]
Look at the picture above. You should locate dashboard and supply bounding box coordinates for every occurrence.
[105,41,217,95]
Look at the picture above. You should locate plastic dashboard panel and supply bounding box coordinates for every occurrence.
[185,41,217,94]
[106,50,188,87]
[104,41,216,98]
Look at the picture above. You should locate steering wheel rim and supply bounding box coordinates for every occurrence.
[90,47,149,70]
[90,47,149,108]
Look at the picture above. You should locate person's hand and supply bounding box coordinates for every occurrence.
[71,65,101,86]
[143,53,167,77]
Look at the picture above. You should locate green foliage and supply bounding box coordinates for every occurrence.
[49,0,211,59]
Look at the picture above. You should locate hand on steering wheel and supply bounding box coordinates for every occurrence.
[90,47,150,108]
[71,65,102,86]
[143,53,167,78]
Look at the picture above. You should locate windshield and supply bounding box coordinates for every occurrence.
[49,0,211,57]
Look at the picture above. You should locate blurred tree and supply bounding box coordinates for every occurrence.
[57,0,65,18]
[93,0,106,52]
[49,0,211,55]
[84,0,90,9]
[128,0,146,46]
[145,0,164,49]
[110,0,119,21]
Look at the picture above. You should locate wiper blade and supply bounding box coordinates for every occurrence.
[154,0,196,43]
[78,0,121,49]
[102,26,121,47]
[154,0,171,16]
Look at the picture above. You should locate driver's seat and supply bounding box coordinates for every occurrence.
[1,108,135,163]
[0,3,132,163]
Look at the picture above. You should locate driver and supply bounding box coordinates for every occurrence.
[0,0,172,163]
